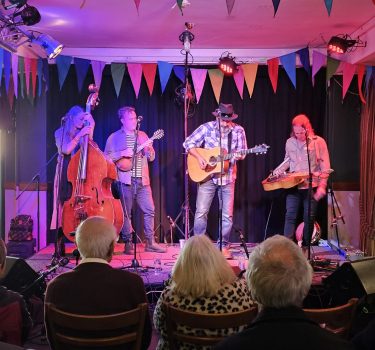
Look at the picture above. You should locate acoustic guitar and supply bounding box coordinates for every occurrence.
[115,129,164,171]
[262,170,333,191]
[187,144,269,183]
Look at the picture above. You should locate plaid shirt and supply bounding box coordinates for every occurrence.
[183,120,248,185]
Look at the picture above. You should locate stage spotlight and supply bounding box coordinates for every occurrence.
[219,53,238,76]
[1,0,26,10]
[33,33,64,59]
[19,5,41,26]
[327,35,366,55]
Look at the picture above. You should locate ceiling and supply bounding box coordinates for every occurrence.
[3,0,375,64]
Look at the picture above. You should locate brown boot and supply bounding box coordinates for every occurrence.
[145,238,166,253]
[124,241,134,255]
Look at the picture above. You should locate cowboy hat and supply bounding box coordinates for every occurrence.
[212,103,238,121]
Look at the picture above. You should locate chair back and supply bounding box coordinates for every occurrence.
[0,302,22,346]
[164,303,258,349]
[45,302,148,350]
[303,298,358,338]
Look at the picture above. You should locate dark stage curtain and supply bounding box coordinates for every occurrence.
[46,64,328,243]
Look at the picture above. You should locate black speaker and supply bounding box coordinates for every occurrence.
[324,257,375,306]
[0,256,44,299]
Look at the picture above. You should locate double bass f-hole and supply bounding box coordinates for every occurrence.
[92,186,100,205]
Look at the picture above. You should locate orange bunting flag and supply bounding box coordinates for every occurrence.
[267,57,279,93]
[342,62,356,100]
[127,63,143,98]
[208,69,224,104]
[242,63,258,98]
[357,64,366,104]
[142,63,157,95]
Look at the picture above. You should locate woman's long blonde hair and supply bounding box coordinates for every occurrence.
[171,235,236,298]
[63,105,84,139]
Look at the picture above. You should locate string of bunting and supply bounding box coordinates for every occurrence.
[0,46,373,108]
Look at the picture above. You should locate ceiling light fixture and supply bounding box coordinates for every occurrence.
[219,52,238,76]
[327,34,366,55]
[1,0,26,10]
[33,33,63,59]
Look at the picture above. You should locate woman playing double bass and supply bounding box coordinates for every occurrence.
[51,106,95,256]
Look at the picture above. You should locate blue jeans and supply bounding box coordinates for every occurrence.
[115,178,155,242]
[194,179,235,246]
[284,187,318,246]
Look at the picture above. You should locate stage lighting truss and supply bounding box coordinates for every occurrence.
[0,6,63,58]
[327,34,366,55]
[219,52,238,76]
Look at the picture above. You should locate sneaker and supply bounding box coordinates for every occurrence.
[221,247,232,259]
[124,242,134,255]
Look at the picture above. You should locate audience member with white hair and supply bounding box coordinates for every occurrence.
[215,235,355,350]
[153,234,254,350]
[44,216,151,350]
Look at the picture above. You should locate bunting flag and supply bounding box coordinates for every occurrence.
[42,59,49,92]
[324,0,333,16]
[173,66,185,83]
[342,62,356,99]
[110,63,125,98]
[357,64,366,104]
[267,57,279,93]
[366,66,373,89]
[280,52,296,88]
[157,61,173,93]
[56,55,71,90]
[208,69,224,104]
[190,68,207,103]
[11,54,19,98]
[272,0,280,17]
[312,51,326,84]
[91,60,106,90]
[18,56,24,98]
[37,59,43,96]
[74,57,91,93]
[297,47,311,75]
[127,63,143,98]
[0,48,3,89]
[142,63,157,95]
[134,0,140,14]
[233,65,244,99]
[242,63,258,98]
[326,57,340,83]
[176,0,184,15]
[226,0,235,15]
[7,75,14,108]
[30,58,37,98]
[24,57,31,95]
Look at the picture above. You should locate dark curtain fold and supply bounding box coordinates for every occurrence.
[46,64,328,244]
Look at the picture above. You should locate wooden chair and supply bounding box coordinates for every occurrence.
[164,303,258,349]
[303,298,358,338]
[45,302,148,350]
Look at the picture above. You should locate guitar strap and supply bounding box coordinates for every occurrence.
[228,130,232,154]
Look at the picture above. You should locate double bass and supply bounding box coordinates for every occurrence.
[62,85,124,241]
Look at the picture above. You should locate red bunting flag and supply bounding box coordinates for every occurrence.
[267,57,279,93]
[31,58,38,98]
[142,63,157,95]
[357,64,366,104]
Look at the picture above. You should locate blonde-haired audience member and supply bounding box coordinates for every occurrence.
[153,234,254,350]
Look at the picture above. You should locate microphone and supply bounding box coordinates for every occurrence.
[234,227,249,259]
[167,215,176,228]
[61,115,68,124]
[137,116,143,123]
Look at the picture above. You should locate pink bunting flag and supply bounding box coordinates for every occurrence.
[11,54,19,98]
[226,0,235,15]
[24,57,31,95]
[134,0,141,14]
[31,58,38,98]
[190,68,207,103]
[312,51,326,84]
[242,63,258,98]
[8,75,14,108]
[342,62,356,100]
[208,69,224,104]
[267,57,279,93]
[357,64,366,104]
[127,63,143,98]
[91,60,106,90]
[142,63,157,95]
[233,65,244,99]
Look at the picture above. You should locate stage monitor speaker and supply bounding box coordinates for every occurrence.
[0,256,44,299]
[324,257,375,306]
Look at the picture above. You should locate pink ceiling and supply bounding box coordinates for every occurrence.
[15,0,375,63]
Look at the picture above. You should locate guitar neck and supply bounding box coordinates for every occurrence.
[136,135,157,153]
[223,148,255,160]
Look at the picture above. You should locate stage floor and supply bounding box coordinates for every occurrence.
[26,240,346,289]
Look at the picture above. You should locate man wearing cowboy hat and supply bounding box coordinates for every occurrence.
[183,103,248,258]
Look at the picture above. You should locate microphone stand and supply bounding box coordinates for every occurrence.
[305,132,314,261]
[234,227,249,258]
[217,118,224,252]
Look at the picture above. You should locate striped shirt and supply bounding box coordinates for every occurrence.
[126,133,143,178]
[183,120,248,185]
